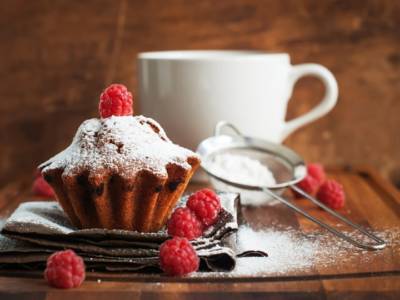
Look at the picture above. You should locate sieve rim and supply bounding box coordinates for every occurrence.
[196,133,307,190]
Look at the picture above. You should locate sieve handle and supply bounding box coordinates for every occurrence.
[262,186,386,251]
[214,121,243,137]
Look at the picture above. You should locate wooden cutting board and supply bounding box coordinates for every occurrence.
[0,166,399,299]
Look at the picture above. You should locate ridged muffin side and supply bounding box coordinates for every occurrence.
[41,157,199,231]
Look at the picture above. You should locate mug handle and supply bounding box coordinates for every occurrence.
[281,63,338,140]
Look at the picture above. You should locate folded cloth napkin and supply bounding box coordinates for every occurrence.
[0,192,264,273]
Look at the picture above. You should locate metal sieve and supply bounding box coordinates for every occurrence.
[196,121,386,250]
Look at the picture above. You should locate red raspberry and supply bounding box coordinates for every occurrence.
[295,174,320,197]
[167,207,203,240]
[99,84,133,118]
[307,163,326,185]
[187,189,221,226]
[316,179,345,209]
[159,237,199,276]
[44,249,85,289]
[33,175,55,198]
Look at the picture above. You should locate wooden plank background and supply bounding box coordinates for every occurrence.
[0,0,399,188]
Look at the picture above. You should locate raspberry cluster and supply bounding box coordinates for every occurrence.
[167,188,221,240]
[295,163,345,209]
[161,188,221,276]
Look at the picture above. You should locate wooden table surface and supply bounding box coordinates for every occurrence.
[0,166,399,299]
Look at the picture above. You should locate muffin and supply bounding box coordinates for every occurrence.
[39,84,200,232]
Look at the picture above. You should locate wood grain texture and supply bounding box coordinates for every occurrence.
[0,276,399,300]
[0,168,399,299]
[0,0,399,187]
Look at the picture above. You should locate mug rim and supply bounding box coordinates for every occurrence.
[138,50,289,61]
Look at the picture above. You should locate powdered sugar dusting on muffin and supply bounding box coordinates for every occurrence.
[40,115,199,178]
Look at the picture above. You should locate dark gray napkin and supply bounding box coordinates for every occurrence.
[0,192,244,273]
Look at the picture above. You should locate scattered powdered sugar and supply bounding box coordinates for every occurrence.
[234,225,316,275]
[209,153,276,187]
[40,115,198,177]
[192,225,400,278]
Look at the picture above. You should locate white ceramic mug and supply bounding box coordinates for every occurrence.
[138,50,338,150]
